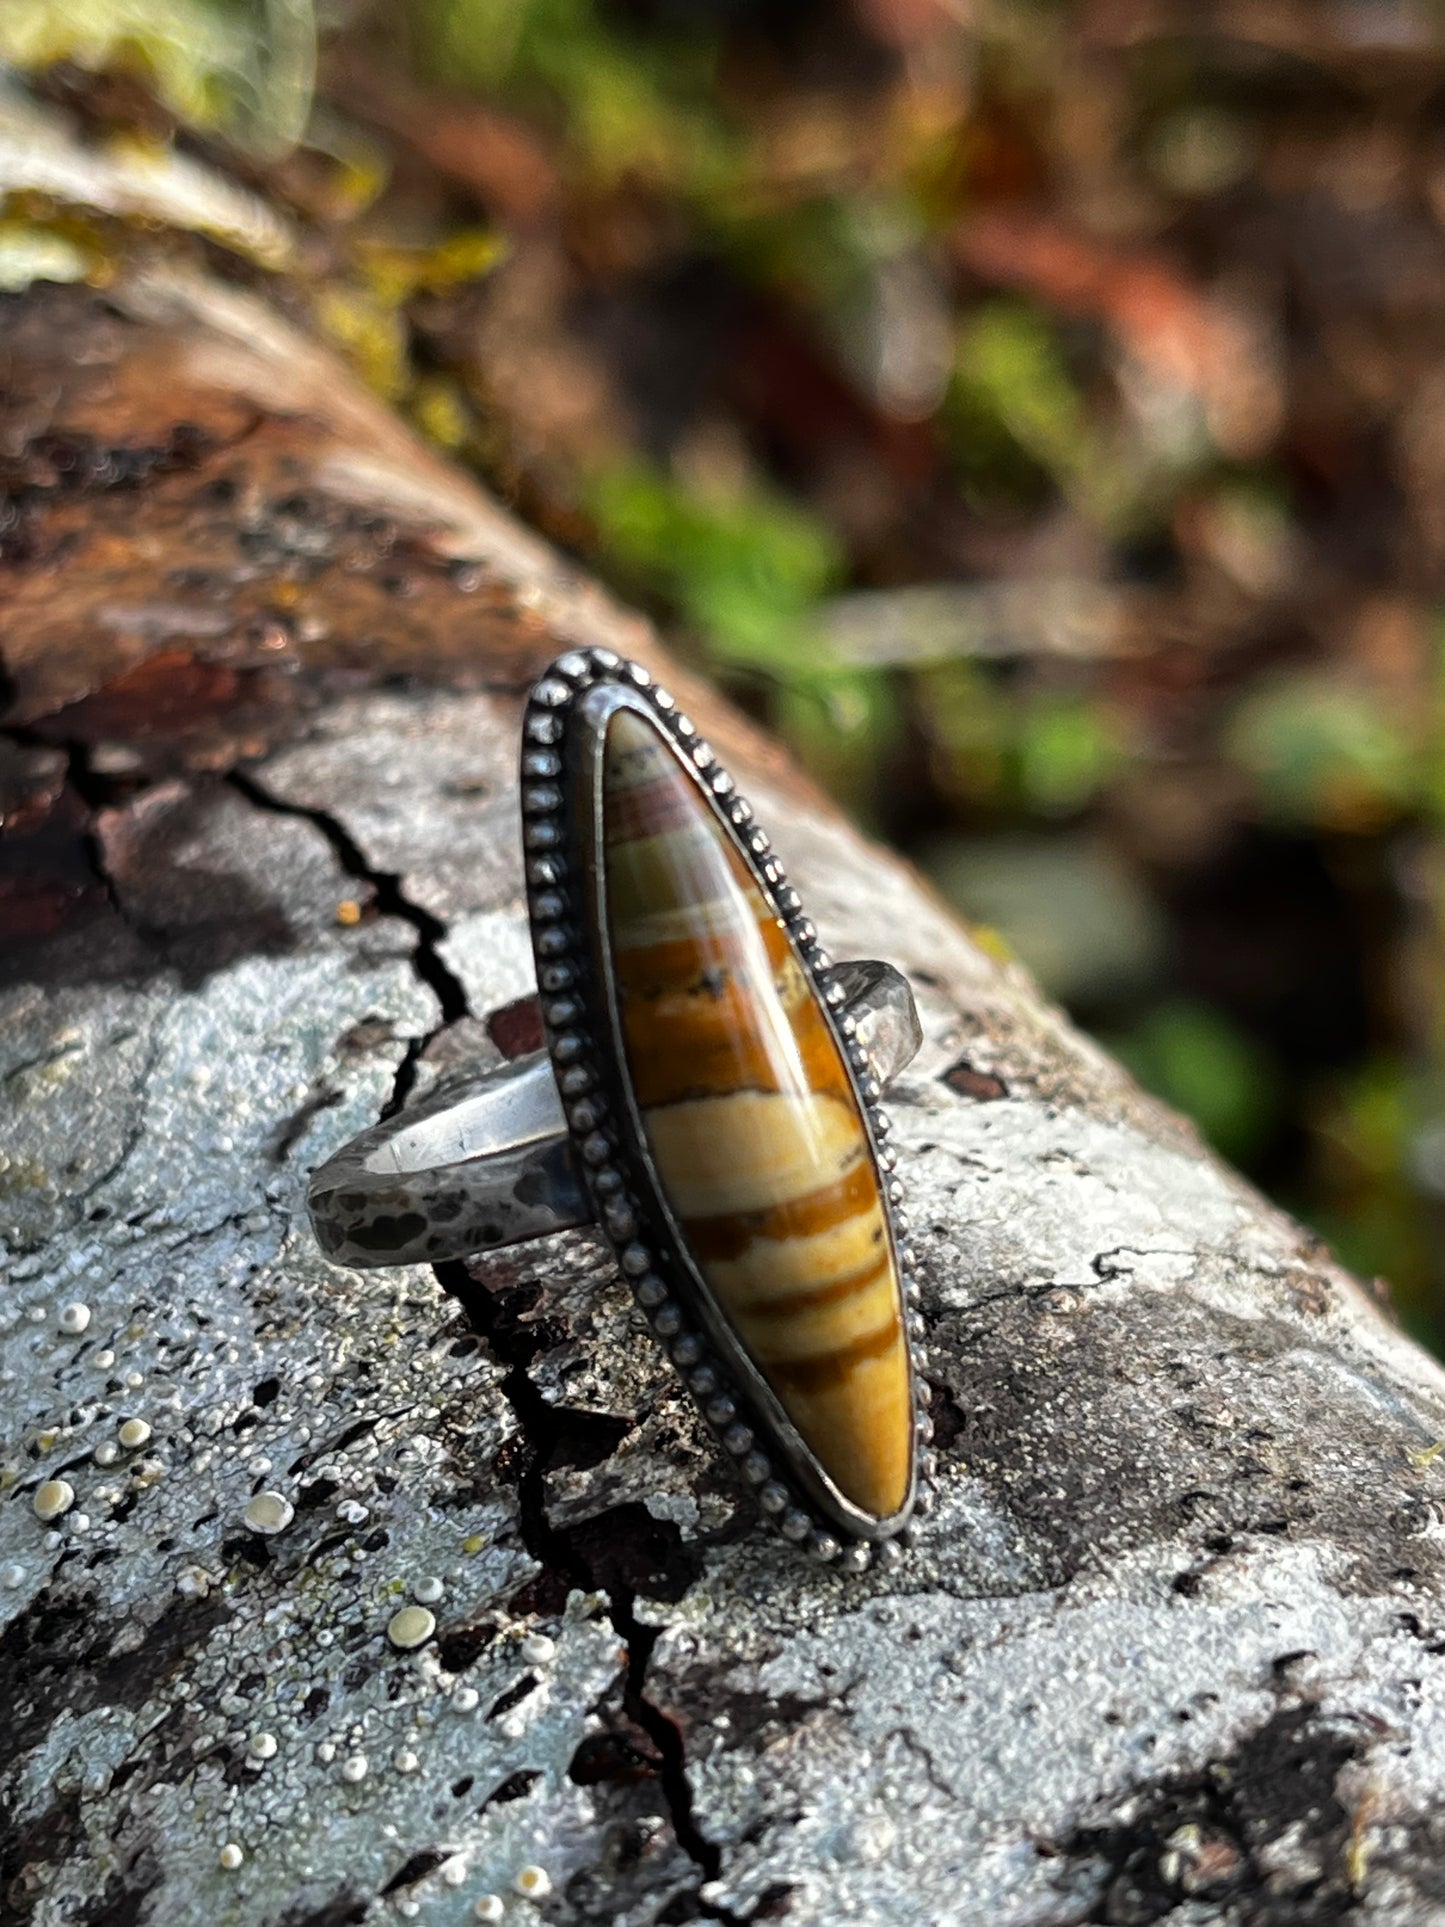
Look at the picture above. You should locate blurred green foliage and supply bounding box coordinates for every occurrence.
[410,0,740,198]
[586,460,841,673]
[947,302,1104,516]
[1109,1000,1276,1168]
[918,662,1126,816]
[1227,671,1422,831]
[0,0,315,150]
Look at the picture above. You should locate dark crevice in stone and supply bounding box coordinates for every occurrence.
[724,1885,795,1924]
[1,726,145,932]
[0,1785,85,1925]
[479,1768,542,1809]
[226,766,470,1112]
[942,1058,1008,1101]
[0,1588,232,1780]
[431,1257,741,1915]
[267,1085,344,1162]
[380,1849,450,1896]
[1055,1703,1364,1925]
[0,731,309,988]
[73,1848,161,1927]
[53,734,144,816]
[568,1727,663,1787]
[487,1671,540,1721]
[56,743,141,949]
[261,1897,370,1927]
[435,1620,500,1674]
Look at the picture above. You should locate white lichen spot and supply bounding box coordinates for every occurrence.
[520,1633,555,1664]
[452,1687,479,1714]
[394,1748,420,1774]
[249,1732,278,1761]
[176,1567,211,1599]
[513,1865,551,1901]
[93,1440,119,1467]
[386,1606,436,1651]
[473,1898,505,1923]
[219,1843,244,1871]
[243,1491,294,1536]
[342,1753,368,1783]
[1,1562,25,1588]
[441,1858,468,1888]
[413,1575,445,1604]
[118,1418,152,1450]
[94,1349,116,1369]
[59,1302,91,1335]
[316,1741,336,1764]
[337,1498,369,1526]
[123,1370,145,1391]
[33,1479,74,1522]
[499,1715,525,1741]
[840,1812,897,1864]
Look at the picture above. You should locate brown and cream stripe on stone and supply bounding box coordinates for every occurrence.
[601,708,912,1520]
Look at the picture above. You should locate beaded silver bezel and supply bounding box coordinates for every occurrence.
[522,648,933,1567]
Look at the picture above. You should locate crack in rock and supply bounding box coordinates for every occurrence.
[226,767,471,1112]
[431,1258,746,1920]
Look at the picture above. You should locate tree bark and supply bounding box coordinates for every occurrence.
[6,168,1445,1927]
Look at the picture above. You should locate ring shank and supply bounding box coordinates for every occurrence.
[309,960,921,1268]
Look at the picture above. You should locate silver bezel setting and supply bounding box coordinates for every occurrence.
[522,648,933,1567]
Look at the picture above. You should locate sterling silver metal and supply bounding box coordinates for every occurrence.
[308,960,922,1270]
[308,645,934,1568]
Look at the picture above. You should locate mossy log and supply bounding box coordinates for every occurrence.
[6,181,1445,1927]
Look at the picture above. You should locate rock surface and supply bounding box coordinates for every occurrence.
[6,231,1445,1927]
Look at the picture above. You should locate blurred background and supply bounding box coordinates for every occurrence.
[4,0,1445,1342]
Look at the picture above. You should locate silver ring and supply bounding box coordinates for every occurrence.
[308,958,921,1268]
[309,649,933,1567]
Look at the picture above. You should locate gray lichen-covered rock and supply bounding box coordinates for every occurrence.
[6,215,1445,1927]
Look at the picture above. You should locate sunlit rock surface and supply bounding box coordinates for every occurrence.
[5,262,1445,1926]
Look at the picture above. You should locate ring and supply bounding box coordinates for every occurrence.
[309,649,934,1567]
[308,956,920,1268]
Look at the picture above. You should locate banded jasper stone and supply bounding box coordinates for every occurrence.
[602,708,912,1521]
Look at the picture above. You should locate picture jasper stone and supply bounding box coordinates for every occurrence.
[602,707,912,1520]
